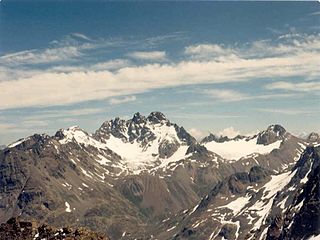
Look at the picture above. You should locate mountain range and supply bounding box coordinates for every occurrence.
[0,112,319,240]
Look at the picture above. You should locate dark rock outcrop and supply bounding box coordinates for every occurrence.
[307,132,320,142]
[0,217,109,240]
[257,124,286,145]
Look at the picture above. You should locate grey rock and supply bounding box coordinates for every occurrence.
[257,124,286,145]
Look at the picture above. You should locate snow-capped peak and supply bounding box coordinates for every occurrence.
[55,126,94,146]
[53,112,196,173]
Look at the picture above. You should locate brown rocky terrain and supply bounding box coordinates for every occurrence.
[0,217,109,240]
[0,112,318,239]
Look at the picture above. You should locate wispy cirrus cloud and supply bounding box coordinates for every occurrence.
[204,89,296,102]
[185,44,236,60]
[186,34,320,59]
[71,32,94,42]
[109,95,137,105]
[127,51,167,61]
[92,59,132,71]
[0,46,82,65]
[204,89,248,102]
[0,33,97,66]
[0,33,319,110]
[265,81,320,92]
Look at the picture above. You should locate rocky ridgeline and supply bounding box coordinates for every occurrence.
[0,217,109,240]
[0,112,318,240]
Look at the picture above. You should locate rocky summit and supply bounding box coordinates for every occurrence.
[0,112,319,240]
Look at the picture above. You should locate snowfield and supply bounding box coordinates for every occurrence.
[204,137,282,160]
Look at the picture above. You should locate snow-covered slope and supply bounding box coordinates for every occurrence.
[202,125,286,161]
[101,123,190,172]
[203,136,282,160]
[55,112,196,174]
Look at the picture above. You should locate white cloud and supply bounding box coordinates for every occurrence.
[188,128,207,140]
[109,95,137,105]
[185,44,236,60]
[204,89,248,102]
[204,89,296,102]
[217,127,241,138]
[128,51,167,61]
[186,34,320,60]
[0,33,319,110]
[92,59,131,71]
[265,81,320,92]
[71,33,93,41]
[0,46,82,65]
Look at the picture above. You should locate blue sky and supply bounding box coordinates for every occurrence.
[0,1,319,144]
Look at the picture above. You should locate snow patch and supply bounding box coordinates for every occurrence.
[301,165,312,184]
[166,225,176,232]
[65,202,71,212]
[204,137,282,160]
[222,196,251,215]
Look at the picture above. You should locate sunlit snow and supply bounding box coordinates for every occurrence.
[65,201,71,212]
[204,137,282,160]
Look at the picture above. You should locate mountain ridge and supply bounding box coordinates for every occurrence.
[0,111,318,240]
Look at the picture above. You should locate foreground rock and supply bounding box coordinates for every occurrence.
[0,217,109,240]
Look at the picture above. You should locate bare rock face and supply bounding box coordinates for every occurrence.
[201,133,246,144]
[307,132,320,142]
[280,147,320,240]
[218,223,238,240]
[249,165,271,183]
[257,124,286,145]
[158,139,179,158]
[147,111,168,123]
[266,213,283,240]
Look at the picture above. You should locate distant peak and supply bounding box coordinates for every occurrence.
[55,126,87,141]
[132,112,146,124]
[67,125,81,131]
[257,124,287,145]
[266,124,286,133]
[307,132,319,142]
[147,111,168,124]
[201,133,247,144]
